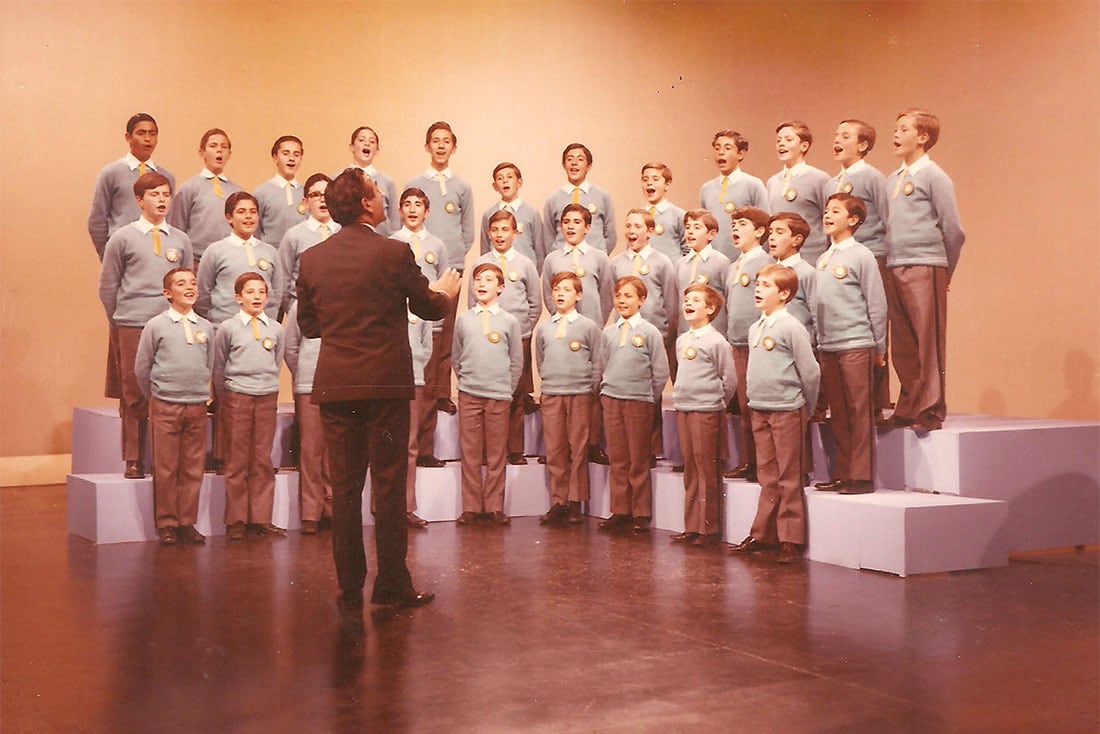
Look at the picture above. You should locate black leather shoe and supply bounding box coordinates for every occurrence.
[723,463,757,481]
[631,516,651,533]
[337,589,364,613]
[776,542,805,564]
[691,533,721,547]
[728,536,778,554]
[670,532,699,544]
[436,398,457,415]
[248,523,287,538]
[456,511,480,525]
[489,511,511,525]
[671,464,685,473]
[397,592,435,609]
[587,445,610,465]
[178,525,206,545]
[565,501,584,524]
[406,512,429,529]
[597,513,632,531]
[912,415,943,432]
[814,479,847,491]
[300,520,319,535]
[839,480,875,494]
[124,461,145,479]
[416,455,447,468]
[156,526,178,545]
[507,452,528,465]
[536,455,547,464]
[540,503,568,526]
[649,455,657,468]
[884,414,915,428]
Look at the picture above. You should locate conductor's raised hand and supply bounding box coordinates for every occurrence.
[431,268,462,300]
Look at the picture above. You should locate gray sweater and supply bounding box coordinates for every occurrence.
[99,220,194,327]
[197,234,281,323]
[534,311,602,396]
[746,308,820,411]
[87,155,175,258]
[167,172,243,257]
[673,324,737,412]
[452,305,523,401]
[214,311,284,396]
[134,309,213,403]
[885,156,965,276]
[814,238,887,353]
[610,247,679,337]
[253,177,306,247]
[597,315,669,403]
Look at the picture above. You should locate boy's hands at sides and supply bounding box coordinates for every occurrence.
[431,268,462,300]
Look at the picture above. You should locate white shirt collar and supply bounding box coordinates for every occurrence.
[645,199,669,213]
[474,302,501,315]
[490,247,517,261]
[840,159,868,175]
[238,310,270,326]
[737,245,768,262]
[201,168,228,182]
[397,225,426,240]
[165,308,199,323]
[688,244,715,261]
[630,245,653,260]
[778,253,803,267]
[560,181,591,195]
[306,217,336,232]
[832,236,858,252]
[616,313,643,328]
[498,198,525,211]
[124,153,159,171]
[716,168,746,183]
[896,154,931,176]
[552,309,579,323]
[564,240,590,255]
[135,216,171,235]
[783,161,810,176]
[688,323,716,338]
[758,306,788,328]
[425,166,452,180]
[358,164,379,177]
[229,232,255,248]
[269,175,300,189]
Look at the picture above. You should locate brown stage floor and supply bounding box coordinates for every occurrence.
[2,484,1097,733]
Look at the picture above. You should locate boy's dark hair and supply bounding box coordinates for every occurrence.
[626,208,656,230]
[303,172,331,194]
[492,162,522,180]
[684,283,724,314]
[684,208,719,233]
[349,125,380,147]
[327,168,376,226]
[730,206,770,237]
[225,191,259,216]
[399,187,430,209]
[270,135,303,156]
[641,162,672,183]
[839,119,876,155]
[712,130,749,153]
[199,128,230,150]
[775,120,813,148]
[898,108,940,150]
[134,171,172,198]
[425,121,456,146]
[561,203,592,226]
[615,275,648,300]
[234,271,266,295]
[561,143,593,165]
[769,212,810,246]
[487,209,518,229]
[471,262,504,285]
[755,263,799,302]
[827,193,868,229]
[126,113,157,135]
[550,271,583,293]
[162,267,196,290]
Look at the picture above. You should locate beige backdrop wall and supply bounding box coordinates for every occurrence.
[2,1,1098,482]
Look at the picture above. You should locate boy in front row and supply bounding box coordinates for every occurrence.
[213,272,286,540]
[453,263,523,526]
[537,273,602,527]
[134,267,213,545]
[597,276,669,533]
[813,194,886,495]
[729,264,820,563]
[884,109,965,432]
[672,284,737,546]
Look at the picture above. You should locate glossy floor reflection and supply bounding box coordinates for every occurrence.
[2,484,1097,733]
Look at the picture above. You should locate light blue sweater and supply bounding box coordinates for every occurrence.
[99,221,194,327]
[87,156,176,258]
[196,235,281,323]
[214,312,284,396]
[672,324,737,412]
[452,306,523,401]
[253,178,305,247]
[885,157,965,276]
[534,311,603,396]
[597,316,669,403]
[746,308,820,411]
[699,170,769,261]
[814,239,887,353]
[167,173,243,257]
[134,309,213,403]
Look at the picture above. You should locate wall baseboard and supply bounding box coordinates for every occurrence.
[0,455,70,487]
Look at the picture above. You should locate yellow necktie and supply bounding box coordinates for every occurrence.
[781,168,793,199]
[480,308,490,335]
[285,182,294,206]
[319,224,330,241]
[719,175,729,203]
[212,176,223,198]
[182,318,194,345]
[734,253,745,283]
[571,247,581,274]
[689,252,700,283]
[411,232,421,260]
[499,253,508,274]
[819,244,837,269]
[437,171,448,197]
[503,204,513,213]
[648,206,657,219]
[138,161,147,177]
[251,315,261,340]
[571,187,580,204]
[892,167,909,199]
[554,316,567,338]
[244,241,257,266]
[619,320,630,346]
[632,252,641,275]
[752,316,766,347]
[836,170,848,193]
[153,228,162,257]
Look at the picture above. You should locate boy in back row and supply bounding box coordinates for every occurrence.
[480,162,547,272]
[699,131,767,261]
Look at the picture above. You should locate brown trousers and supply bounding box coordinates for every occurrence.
[222,390,278,525]
[295,393,332,522]
[458,392,510,513]
[820,348,876,482]
[887,264,948,423]
[541,393,592,505]
[874,257,892,412]
[749,408,808,545]
[115,325,148,462]
[730,345,756,466]
[603,396,655,518]
[678,410,723,535]
[418,296,459,456]
[150,398,207,528]
[508,336,534,454]
[405,386,424,513]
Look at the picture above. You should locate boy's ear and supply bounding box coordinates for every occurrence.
[779,288,792,303]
